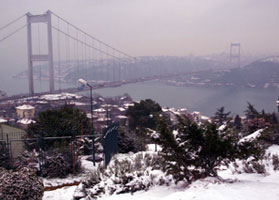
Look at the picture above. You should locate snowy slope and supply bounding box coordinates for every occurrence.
[43,145,279,200]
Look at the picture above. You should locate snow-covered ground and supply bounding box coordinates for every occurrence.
[43,145,279,200]
[43,186,78,200]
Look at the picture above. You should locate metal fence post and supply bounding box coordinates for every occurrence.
[5,134,10,169]
[72,132,76,174]
[38,132,44,176]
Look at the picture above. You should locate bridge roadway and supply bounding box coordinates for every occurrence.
[0,70,203,103]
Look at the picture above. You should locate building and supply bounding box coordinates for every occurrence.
[0,124,26,157]
[16,104,35,119]
[0,117,8,124]
[17,118,35,129]
[115,115,128,126]
[191,111,202,123]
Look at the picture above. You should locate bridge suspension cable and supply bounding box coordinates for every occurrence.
[0,13,26,32]
[50,11,134,60]
[51,25,124,59]
[0,24,26,43]
[0,13,27,43]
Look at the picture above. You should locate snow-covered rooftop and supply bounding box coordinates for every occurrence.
[0,118,7,123]
[123,103,134,108]
[36,101,48,104]
[69,101,88,106]
[262,56,279,63]
[116,115,128,119]
[40,93,82,101]
[86,113,97,119]
[201,115,211,122]
[94,108,106,112]
[17,118,35,125]
[97,117,111,122]
[118,107,126,112]
[16,104,35,110]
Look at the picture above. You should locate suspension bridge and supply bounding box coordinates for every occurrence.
[0,10,204,101]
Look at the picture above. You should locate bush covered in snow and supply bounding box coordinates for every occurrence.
[12,147,82,178]
[74,152,172,199]
[0,167,44,200]
[12,150,39,171]
[41,147,82,178]
[230,146,279,175]
[155,116,264,184]
[118,126,146,153]
[0,143,9,169]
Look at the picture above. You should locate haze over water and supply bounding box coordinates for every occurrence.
[2,68,277,117]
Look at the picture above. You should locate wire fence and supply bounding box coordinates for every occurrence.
[0,122,119,175]
[0,134,94,175]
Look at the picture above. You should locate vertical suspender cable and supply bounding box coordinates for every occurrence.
[112,49,115,82]
[65,23,70,90]
[106,45,109,81]
[67,23,71,89]
[76,29,79,78]
[91,38,95,81]
[84,33,87,80]
[37,23,42,92]
[81,32,84,78]
[57,17,61,92]
[118,52,121,82]
[99,42,103,81]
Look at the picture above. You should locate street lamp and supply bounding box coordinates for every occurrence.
[78,78,96,166]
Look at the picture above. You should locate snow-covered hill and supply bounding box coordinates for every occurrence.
[43,145,279,200]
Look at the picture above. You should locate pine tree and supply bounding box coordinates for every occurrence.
[156,118,194,183]
[126,99,162,130]
[26,105,91,150]
[157,116,264,183]
[214,106,231,125]
[245,102,259,119]
[233,114,242,131]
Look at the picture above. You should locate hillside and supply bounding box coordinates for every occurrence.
[0,90,7,99]
[167,56,279,89]
[13,56,224,83]
[43,145,279,200]
[218,56,279,88]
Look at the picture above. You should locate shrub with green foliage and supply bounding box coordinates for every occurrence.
[74,153,170,199]
[0,167,44,200]
[126,99,162,130]
[26,105,91,150]
[12,147,82,178]
[117,126,146,153]
[214,106,231,125]
[272,154,279,170]
[156,116,264,183]
[41,147,82,178]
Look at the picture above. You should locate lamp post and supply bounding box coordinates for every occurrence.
[276,97,279,113]
[78,78,96,166]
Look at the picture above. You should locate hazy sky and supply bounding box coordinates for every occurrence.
[0,0,279,57]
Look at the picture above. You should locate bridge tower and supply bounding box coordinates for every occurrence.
[26,10,54,95]
[230,43,241,68]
